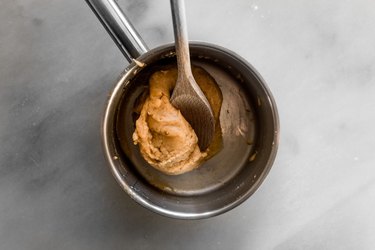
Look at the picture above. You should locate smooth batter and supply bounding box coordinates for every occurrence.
[133,66,222,175]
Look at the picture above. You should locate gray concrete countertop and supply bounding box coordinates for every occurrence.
[1,0,374,249]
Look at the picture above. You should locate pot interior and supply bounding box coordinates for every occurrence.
[104,43,278,218]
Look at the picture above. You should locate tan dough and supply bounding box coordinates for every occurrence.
[133,66,222,175]
[132,68,205,175]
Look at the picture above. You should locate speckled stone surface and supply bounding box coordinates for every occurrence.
[1,0,374,249]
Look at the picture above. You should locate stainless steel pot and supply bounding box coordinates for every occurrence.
[86,0,279,219]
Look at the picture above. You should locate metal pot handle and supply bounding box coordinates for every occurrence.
[85,0,149,62]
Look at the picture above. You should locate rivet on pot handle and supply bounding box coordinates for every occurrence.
[85,0,149,62]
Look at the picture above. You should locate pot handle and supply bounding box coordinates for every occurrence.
[85,0,149,63]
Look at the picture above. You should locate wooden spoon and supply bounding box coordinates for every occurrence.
[170,0,215,151]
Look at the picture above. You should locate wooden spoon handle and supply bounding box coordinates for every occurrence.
[170,0,193,79]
